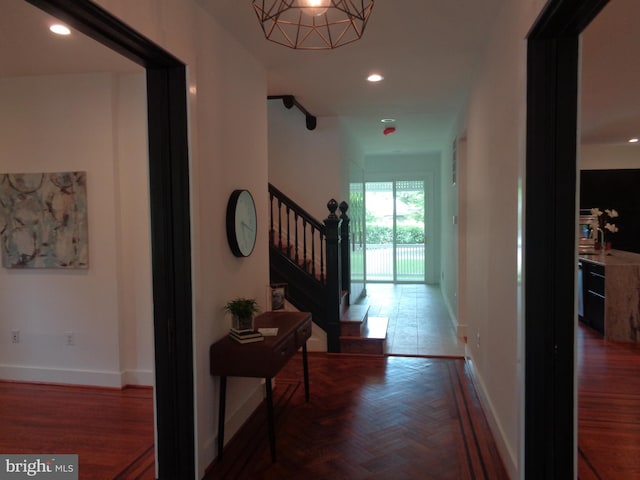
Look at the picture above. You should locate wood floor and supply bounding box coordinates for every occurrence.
[578,323,640,479]
[365,283,466,357]
[3,322,638,479]
[205,353,508,479]
[0,382,155,479]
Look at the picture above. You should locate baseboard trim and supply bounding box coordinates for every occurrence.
[0,364,153,388]
[121,369,154,387]
[464,355,518,479]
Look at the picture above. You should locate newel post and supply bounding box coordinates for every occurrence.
[324,199,342,352]
[339,201,351,305]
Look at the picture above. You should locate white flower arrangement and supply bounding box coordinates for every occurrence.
[590,207,619,242]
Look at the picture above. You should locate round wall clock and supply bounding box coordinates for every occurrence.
[226,189,257,257]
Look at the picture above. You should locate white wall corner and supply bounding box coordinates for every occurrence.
[441,289,465,339]
[121,369,154,387]
[307,323,328,352]
[456,324,468,340]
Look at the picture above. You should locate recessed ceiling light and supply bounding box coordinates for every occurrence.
[381,118,396,123]
[367,74,384,82]
[628,138,639,143]
[50,24,71,35]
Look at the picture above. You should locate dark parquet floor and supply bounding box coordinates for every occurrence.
[3,322,638,479]
[206,353,508,480]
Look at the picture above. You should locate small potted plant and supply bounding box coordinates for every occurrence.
[224,297,260,331]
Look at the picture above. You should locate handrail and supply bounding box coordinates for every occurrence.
[268,184,324,232]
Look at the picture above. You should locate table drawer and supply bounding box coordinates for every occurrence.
[295,318,312,347]
[270,334,297,372]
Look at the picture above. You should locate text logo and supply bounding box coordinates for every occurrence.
[0,455,77,480]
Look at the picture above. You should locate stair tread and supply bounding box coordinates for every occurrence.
[340,316,388,341]
[340,304,370,323]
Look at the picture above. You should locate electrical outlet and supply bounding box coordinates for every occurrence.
[11,330,20,344]
[65,332,75,346]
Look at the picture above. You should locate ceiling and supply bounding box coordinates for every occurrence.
[580,0,640,145]
[1,0,638,154]
[198,0,508,155]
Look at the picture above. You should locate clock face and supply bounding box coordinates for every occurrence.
[226,189,257,257]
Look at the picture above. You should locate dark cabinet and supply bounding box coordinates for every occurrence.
[581,169,640,254]
[581,260,605,335]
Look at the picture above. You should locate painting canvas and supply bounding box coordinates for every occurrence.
[0,172,88,268]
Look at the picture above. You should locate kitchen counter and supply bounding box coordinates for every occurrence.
[579,249,640,342]
[579,249,640,266]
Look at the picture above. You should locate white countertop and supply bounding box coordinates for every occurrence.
[579,249,640,266]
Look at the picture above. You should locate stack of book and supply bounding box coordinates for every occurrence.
[229,328,264,344]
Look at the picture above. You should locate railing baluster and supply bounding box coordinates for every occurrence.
[269,191,274,245]
[303,219,308,270]
[294,212,300,265]
[320,231,325,284]
[277,199,283,250]
[311,225,316,278]
[286,205,291,255]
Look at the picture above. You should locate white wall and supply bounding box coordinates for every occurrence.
[0,72,153,387]
[114,73,154,386]
[88,1,271,477]
[268,102,344,219]
[267,102,346,351]
[440,137,461,334]
[580,143,640,169]
[451,0,548,478]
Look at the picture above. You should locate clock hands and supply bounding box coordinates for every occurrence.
[240,220,255,233]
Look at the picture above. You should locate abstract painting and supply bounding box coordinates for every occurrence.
[0,172,88,268]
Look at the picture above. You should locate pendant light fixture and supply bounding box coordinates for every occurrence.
[252,0,375,50]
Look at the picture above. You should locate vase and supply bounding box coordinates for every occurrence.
[232,314,254,331]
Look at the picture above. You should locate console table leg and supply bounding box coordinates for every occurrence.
[302,343,310,401]
[217,376,227,459]
[265,377,276,462]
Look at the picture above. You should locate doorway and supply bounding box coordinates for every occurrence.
[525,0,609,478]
[364,180,426,283]
[24,1,195,478]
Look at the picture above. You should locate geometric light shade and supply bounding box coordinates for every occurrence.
[252,0,375,50]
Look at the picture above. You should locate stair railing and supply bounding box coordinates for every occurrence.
[268,183,350,352]
[269,184,327,284]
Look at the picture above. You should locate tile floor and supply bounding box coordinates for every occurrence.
[362,283,466,357]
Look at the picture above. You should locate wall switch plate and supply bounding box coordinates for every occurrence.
[66,332,75,346]
[11,330,19,344]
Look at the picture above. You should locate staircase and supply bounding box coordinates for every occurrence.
[339,295,388,355]
[269,183,387,354]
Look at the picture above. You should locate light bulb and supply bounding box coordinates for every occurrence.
[49,24,71,35]
[298,0,329,16]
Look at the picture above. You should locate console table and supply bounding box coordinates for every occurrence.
[209,311,312,462]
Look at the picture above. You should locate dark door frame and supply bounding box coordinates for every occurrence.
[525,0,608,478]
[25,1,194,478]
